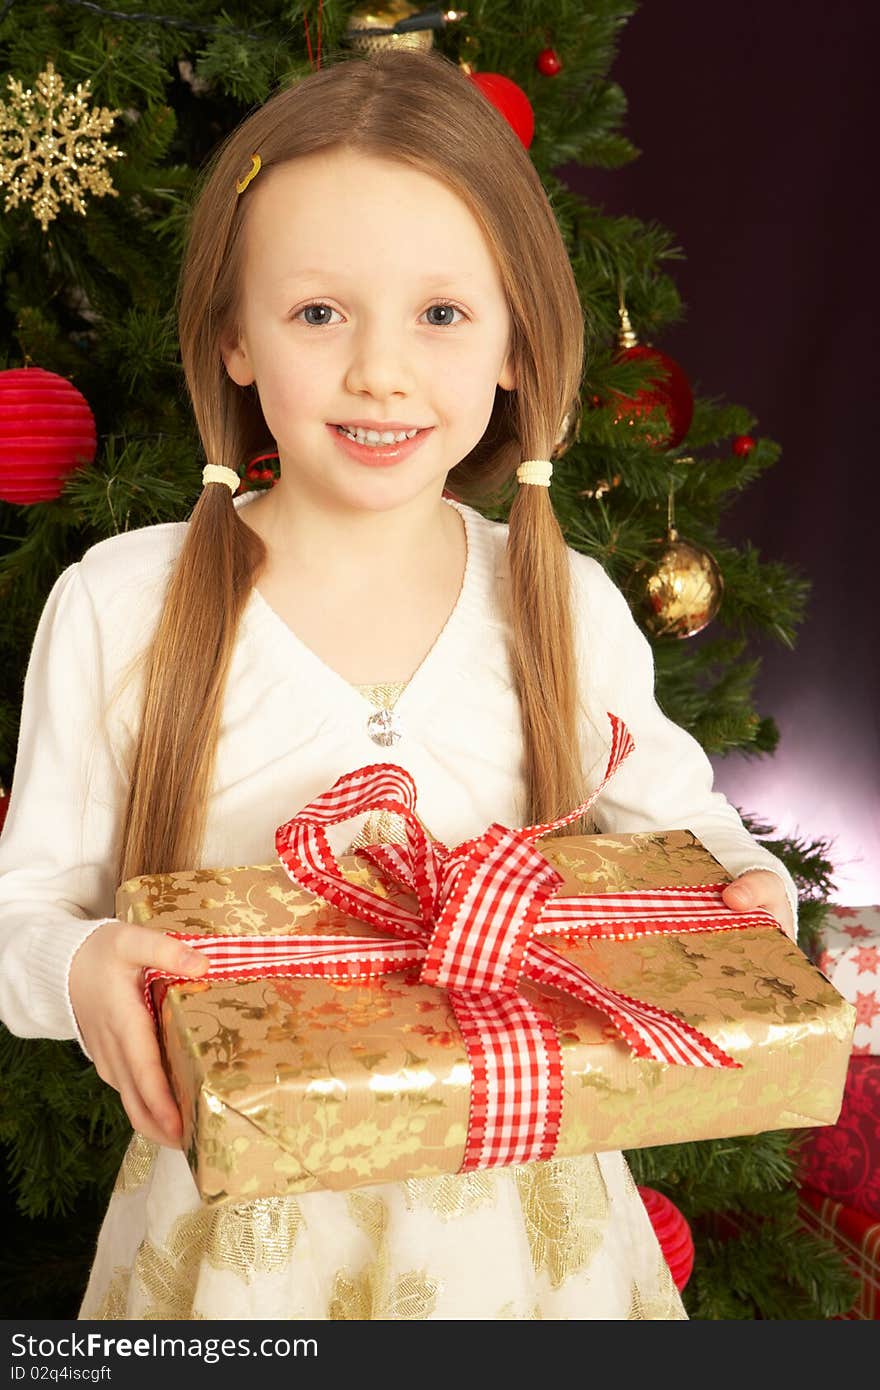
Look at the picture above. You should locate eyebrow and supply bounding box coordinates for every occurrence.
[285,269,479,285]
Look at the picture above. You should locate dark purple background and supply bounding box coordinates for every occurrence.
[559,0,877,903]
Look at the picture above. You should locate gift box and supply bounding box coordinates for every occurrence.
[118,811,854,1203]
[811,904,880,1055]
[795,1056,880,1219]
[118,718,855,1206]
[798,1186,880,1320]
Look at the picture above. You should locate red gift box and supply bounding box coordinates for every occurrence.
[796,1057,880,1220]
[798,1186,880,1319]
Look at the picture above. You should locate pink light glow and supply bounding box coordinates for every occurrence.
[712,728,880,907]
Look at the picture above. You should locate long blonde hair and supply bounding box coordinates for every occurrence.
[118,47,591,884]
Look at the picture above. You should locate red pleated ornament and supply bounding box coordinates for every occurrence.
[0,367,97,504]
[466,72,535,149]
[637,1185,695,1291]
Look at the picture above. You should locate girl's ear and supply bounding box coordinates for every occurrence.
[498,351,516,392]
[220,330,256,388]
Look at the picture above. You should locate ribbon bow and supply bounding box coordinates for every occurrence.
[145,714,776,1171]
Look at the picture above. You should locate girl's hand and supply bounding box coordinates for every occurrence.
[721,870,795,941]
[69,920,208,1148]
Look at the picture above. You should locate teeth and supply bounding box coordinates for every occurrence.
[338,426,419,445]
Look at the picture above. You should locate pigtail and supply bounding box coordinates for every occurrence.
[506,483,594,839]
[116,488,265,884]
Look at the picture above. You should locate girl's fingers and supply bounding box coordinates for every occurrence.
[116,924,208,978]
[125,1000,183,1139]
[113,981,186,1147]
[71,922,201,1146]
[118,1080,181,1149]
[724,870,777,909]
[117,1049,183,1148]
[134,1050,184,1144]
[722,872,795,940]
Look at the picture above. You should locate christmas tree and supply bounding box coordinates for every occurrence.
[0,0,857,1318]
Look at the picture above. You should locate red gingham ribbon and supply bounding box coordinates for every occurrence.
[144,713,778,1172]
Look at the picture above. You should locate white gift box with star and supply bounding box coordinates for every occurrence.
[814,905,880,1055]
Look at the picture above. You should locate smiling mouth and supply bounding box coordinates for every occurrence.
[328,422,432,464]
[333,424,425,441]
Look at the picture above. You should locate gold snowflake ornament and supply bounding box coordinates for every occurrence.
[0,62,124,232]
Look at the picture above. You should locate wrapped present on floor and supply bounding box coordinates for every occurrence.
[811,904,880,1054]
[119,715,856,1206]
[795,1056,880,1220]
[798,1186,880,1320]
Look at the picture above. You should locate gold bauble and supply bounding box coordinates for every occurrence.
[345,2,435,54]
[627,530,723,638]
[551,404,580,459]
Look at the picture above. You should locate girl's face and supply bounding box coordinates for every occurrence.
[221,148,515,516]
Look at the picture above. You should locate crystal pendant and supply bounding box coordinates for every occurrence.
[366,707,403,747]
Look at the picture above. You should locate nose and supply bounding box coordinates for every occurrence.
[343,315,415,402]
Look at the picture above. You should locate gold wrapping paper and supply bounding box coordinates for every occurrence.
[116,830,855,1206]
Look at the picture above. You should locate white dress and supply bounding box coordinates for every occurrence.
[78,680,685,1322]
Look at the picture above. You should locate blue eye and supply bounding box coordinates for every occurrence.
[295,303,340,326]
[423,302,466,327]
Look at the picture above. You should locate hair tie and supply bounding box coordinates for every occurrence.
[202,464,240,494]
[516,458,553,487]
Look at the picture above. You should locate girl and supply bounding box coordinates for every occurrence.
[0,47,796,1321]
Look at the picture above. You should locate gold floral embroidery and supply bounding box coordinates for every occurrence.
[513,1155,609,1290]
[627,1259,687,1320]
[328,1265,442,1320]
[93,1267,131,1319]
[130,1196,305,1317]
[203,1197,306,1276]
[384,1270,442,1319]
[112,1133,158,1194]
[336,1187,441,1319]
[627,1283,642,1319]
[133,1205,214,1319]
[403,1170,497,1222]
[328,1270,371,1320]
[356,681,408,707]
[347,1190,388,1246]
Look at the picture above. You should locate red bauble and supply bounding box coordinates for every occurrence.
[536,48,562,77]
[0,788,8,837]
[467,72,534,149]
[732,434,756,456]
[637,1186,695,1291]
[612,346,694,449]
[0,367,97,504]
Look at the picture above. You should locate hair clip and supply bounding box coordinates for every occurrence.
[235,153,262,196]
